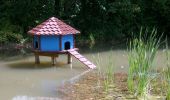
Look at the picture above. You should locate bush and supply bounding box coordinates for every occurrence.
[0,31,23,43]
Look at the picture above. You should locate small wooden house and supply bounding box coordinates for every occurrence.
[28,17,80,52]
[28,17,96,69]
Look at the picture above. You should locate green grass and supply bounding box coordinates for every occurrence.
[103,54,114,92]
[128,27,162,97]
[164,37,170,99]
[95,51,115,92]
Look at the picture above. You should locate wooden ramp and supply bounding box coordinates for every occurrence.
[67,49,96,69]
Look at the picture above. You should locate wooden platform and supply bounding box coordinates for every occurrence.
[32,48,96,69]
[33,48,79,65]
[33,48,79,57]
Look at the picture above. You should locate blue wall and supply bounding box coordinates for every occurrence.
[40,35,60,51]
[33,34,74,51]
[61,34,74,50]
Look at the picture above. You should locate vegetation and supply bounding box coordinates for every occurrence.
[128,28,162,98]
[0,0,170,43]
[164,38,170,99]
[95,52,115,92]
[103,54,114,92]
[2,0,170,99]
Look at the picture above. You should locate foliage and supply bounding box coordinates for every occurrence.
[164,38,170,99]
[103,54,114,92]
[0,0,170,43]
[0,31,23,43]
[89,33,95,49]
[127,28,162,97]
[95,52,114,92]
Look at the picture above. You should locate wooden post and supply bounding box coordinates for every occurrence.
[67,54,72,64]
[35,55,40,64]
[51,57,56,65]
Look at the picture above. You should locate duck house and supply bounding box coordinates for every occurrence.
[28,17,96,69]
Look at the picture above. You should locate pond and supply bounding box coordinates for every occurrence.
[0,43,167,99]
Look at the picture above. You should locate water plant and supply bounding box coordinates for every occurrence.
[128,27,162,98]
[103,54,114,92]
[89,33,95,49]
[94,53,103,90]
[164,37,170,99]
[95,51,115,92]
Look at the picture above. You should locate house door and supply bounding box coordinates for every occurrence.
[64,41,70,50]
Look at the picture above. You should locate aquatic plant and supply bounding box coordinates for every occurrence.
[95,51,115,92]
[164,37,170,99]
[89,33,95,49]
[128,27,162,97]
[95,53,103,88]
[103,54,114,92]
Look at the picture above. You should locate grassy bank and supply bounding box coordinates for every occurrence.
[57,28,170,100]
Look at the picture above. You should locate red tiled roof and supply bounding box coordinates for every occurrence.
[28,17,80,35]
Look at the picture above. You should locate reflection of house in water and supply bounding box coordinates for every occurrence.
[28,17,96,69]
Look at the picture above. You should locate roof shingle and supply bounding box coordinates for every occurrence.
[28,17,80,35]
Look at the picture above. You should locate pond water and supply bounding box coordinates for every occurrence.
[0,43,167,99]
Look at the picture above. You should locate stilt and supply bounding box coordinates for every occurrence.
[67,54,72,64]
[51,57,56,65]
[35,55,40,64]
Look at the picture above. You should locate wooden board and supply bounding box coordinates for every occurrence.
[67,50,96,69]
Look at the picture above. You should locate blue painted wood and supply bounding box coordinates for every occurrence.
[40,35,60,51]
[61,34,74,50]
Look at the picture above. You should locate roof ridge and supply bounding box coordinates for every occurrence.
[28,17,80,35]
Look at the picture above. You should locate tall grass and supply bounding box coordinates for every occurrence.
[128,28,162,97]
[95,51,115,92]
[89,33,95,49]
[95,53,103,88]
[164,37,170,99]
[103,55,114,92]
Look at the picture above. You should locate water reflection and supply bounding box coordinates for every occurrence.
[8,61,66,69]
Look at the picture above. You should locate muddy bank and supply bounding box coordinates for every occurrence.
[58,72,129,100]
[58,72,166,100]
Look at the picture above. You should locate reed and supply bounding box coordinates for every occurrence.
[95,53,103,88]
[128,27,162,97]
[95,51,115,92]
[163,67,170,98]
[164,37,170,99]
[103,53,114,92]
